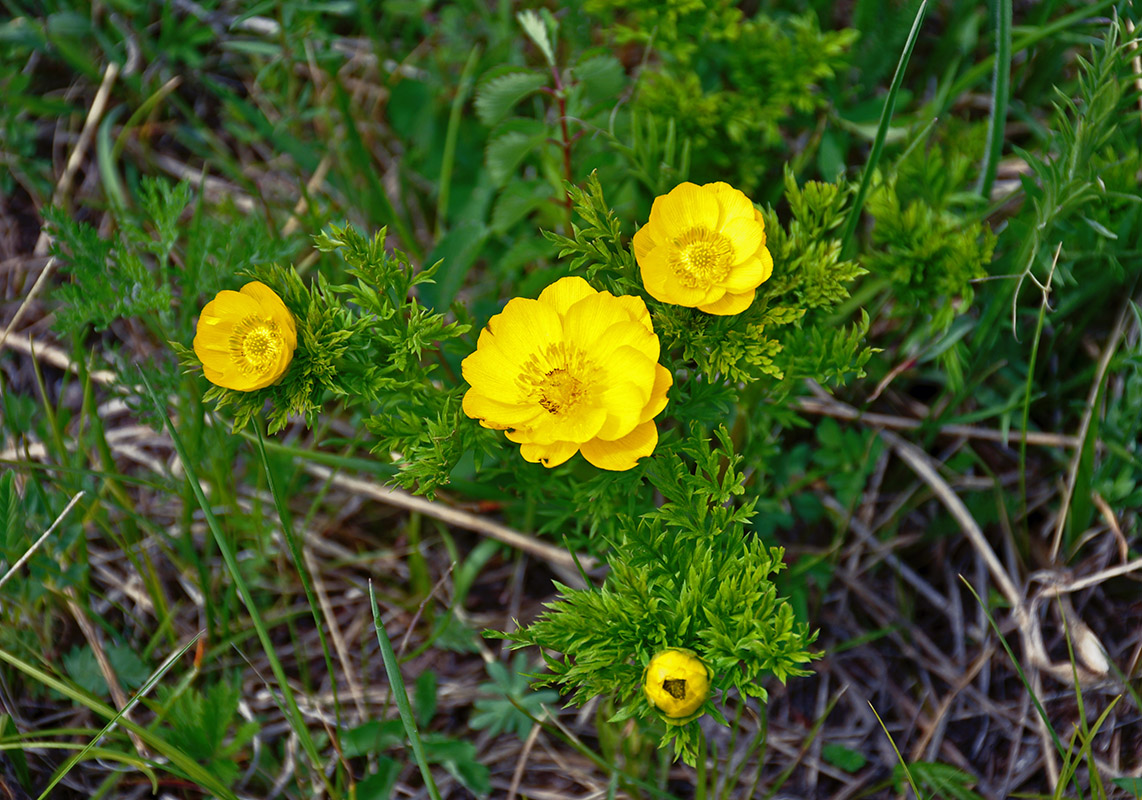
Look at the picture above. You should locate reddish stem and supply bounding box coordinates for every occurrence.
[549,62,574,233]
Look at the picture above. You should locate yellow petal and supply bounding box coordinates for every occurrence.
[537,276,597,316]
[202,290,260,320]
[528,404,608,445]
[648,182,719,239]
[632,223,658,262]
[580,420,658,471]
[589,320,660,363]
[639,363,673,423]
[462,390,543,427]
[753,208,767,243]
[612,294,653,331]
[240,281,293,329]
[707,182,756,230]
[595,345,655,396]
[462,341,526,403]
[519,440,579,468]
[562,292,640,352]
[720,216,765,265]
[639,245,708,307]
[699,289,755,315]
[595,381,652,440]
[484,298,562,358]
[202,360,258,391]
[193,315,236,355]
[722,248,773,293]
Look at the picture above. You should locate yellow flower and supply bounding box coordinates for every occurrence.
[633,182,773,315]
[643,649,711,722]
[461,276,672,471]
[193,281,297,391]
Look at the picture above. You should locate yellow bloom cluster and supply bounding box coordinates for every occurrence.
[462,277,672,471]
[634,182,772,315]
[193,281,297,391]
[643,649,711,722]
[461,180,770,470]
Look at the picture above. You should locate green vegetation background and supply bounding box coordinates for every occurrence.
[0,0,1140,798]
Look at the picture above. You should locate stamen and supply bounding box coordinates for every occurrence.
[229,316,284,376]
[662,679,687,700]
[669,228,734,289]
[517,342,594,415]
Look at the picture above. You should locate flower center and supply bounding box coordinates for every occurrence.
[519,342,593,415]
[662,679,687,700]
[537,368,585,414]
[670,228,734,289]
[230,316,284,376]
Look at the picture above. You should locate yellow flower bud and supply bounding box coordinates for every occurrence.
[643,649,711,722]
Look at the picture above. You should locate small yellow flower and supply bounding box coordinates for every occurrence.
[461,276,672,471]
[633,182,773,315]
[644,649,711,722]
[193,281,297,391]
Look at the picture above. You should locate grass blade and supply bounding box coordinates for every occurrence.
[252,425,344,727]
[436,45,481,238]
[36,632,202,799]
[0,644,234,799]
[368,580,444,800]
[978,0,1013,198]
[140,374,337,798]
[839,0,930,258]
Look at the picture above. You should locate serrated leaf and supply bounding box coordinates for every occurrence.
[485,127,545,186]
[517,9,554,65]
[475,71,548,126]
[490,181,554,233]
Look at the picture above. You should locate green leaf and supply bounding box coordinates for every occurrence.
[572,54,624,104]
[416,221,489,310]
[357,758,401,800]
[474,70,548,126]
[0,471,20,552]
[485,122,546,186]
[413,671,437,729]
[423,735,491,798]
[341,719,405,758]
[1114,777,1142,798]
[822,743,868,773]
[516,10,554,66]
[63,646,109,697]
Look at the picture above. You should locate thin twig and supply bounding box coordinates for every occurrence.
[1,61,121,353]
[796,396,1081,449]
[302,463,596,584]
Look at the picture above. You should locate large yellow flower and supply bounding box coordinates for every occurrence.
[633,182,773,315]
[643,649,711,722]
[193,281,297,391]
[461,277,671,471]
